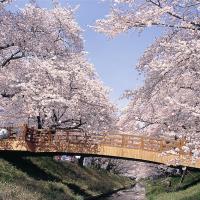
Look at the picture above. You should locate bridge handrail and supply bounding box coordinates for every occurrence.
[0,125,188,156]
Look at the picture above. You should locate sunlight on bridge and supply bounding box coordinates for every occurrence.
[0,124,199,169]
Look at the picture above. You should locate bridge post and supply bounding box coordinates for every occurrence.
[160,140,163,151]
[140,136,144,149]
[47,129,53,144]
[22,124,28,140]
[122,135,128,147]
[7,126,12,137]
[179,137,186,155]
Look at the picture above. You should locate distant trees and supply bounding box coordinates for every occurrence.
[96,0,200,158]
[0,1,116,133]
[86,157,132,175]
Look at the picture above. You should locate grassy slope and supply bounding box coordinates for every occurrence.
[146,170,200,200]
[0,155,133,200]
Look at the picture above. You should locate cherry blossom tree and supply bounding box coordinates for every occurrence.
[0,55,116,132]
[0,1,82,68]
[0,1,116,133]
[96,0,200,36]
[96,0,200,157]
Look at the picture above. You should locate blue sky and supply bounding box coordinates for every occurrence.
[10,0,161,108]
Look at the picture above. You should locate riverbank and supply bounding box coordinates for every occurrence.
[0,155,133,200]
[145,169,200,200]
[97,182,145,200]
[86,182,136,200]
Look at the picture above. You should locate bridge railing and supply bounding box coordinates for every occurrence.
[0,125,188,155]
[99,133,187,154]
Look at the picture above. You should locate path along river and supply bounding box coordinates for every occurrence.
[98,182,146,200]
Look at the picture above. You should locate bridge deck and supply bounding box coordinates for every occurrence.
[0,125,199,168]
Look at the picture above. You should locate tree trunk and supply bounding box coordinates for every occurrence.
[180,167,187,183]
[37,116,42,129]
[78,156,85,167]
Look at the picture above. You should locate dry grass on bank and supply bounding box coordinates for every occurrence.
[0,155,132,200]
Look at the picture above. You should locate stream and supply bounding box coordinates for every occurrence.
[98,182,146,200]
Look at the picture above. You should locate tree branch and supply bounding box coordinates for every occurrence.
[1,50,24,67]
[0,43,15,50]
[147,0,200,30]
[1,90,15,98]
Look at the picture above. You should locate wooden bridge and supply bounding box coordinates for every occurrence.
[0,124,199,169]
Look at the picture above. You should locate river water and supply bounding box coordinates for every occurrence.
[99,183,146,200]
